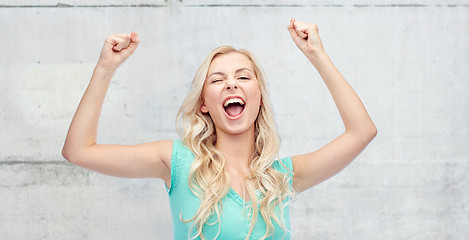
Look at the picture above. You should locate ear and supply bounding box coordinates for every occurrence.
[200,102,209,113]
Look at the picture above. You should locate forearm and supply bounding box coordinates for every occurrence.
[308,52,376,140]
[62,66,115,159]
[289,20,377,191]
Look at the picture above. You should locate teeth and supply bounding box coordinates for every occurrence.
[223,98,245,107]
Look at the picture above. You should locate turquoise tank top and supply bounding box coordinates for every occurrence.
[166,140,293,240]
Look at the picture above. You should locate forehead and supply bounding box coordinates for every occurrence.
[207,52,254,74]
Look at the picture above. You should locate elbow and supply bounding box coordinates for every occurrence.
[364,124,378,143]
[62,142,94,165]
[370,125,378,140]
[349,123,377,144]
[61,145,81,165]
[61,146,74,163]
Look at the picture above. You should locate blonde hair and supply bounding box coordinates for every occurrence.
[177,46,294,239]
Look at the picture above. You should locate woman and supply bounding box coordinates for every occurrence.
[62,19,377,239]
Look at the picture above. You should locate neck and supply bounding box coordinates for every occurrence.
[215,127,255,172]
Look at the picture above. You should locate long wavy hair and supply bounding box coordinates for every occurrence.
[176,46,294,239]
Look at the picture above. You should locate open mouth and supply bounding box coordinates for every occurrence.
[223,97,245,118]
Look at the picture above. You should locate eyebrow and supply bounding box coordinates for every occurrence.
[207,68,253,78]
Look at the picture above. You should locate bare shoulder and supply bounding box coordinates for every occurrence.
[148,139,173,171]
[291,131,376,193]
[131,139,173,183]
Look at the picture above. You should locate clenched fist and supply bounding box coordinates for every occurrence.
[97,32,141,72]
[287,19,325,58]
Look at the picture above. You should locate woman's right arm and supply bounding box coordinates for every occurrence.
[62,33,171,184]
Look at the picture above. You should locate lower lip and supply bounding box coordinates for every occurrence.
[224,106,245,120]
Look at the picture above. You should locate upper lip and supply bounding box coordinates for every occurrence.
[223,95,245,107]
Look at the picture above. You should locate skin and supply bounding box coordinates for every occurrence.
[287,19,377,192]
[62,19,376,200]
[61,33,172,187]
[200,52,263,199]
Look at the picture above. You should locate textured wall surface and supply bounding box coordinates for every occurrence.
[1,0,468,239]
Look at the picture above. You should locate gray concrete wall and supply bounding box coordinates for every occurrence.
[1,0,468,239]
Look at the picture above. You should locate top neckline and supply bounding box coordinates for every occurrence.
[228,188,262,207]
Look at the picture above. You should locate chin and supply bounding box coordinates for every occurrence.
[217,122,256,136]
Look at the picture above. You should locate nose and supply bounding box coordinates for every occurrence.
[226,77,238,90]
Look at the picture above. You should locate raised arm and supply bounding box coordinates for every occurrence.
[287,19,377,193]
[62,33,172,185]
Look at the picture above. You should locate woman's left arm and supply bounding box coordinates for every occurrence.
[287,19,377,193]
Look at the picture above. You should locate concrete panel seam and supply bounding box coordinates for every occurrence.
[2,3,469,8]
[0,3,168,8]
[0,160,69,165]
[183,4,469,8]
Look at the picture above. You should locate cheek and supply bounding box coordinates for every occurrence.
[249,83,262,106]
[252,92,261,106]
[200,88,210,113]
[201,88,219,112]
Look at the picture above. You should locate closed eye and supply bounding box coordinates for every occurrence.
[238,76,250,80]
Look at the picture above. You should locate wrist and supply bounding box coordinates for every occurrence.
[306,50,330,66]
[92,64,116,81]
[94,63,117,77]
